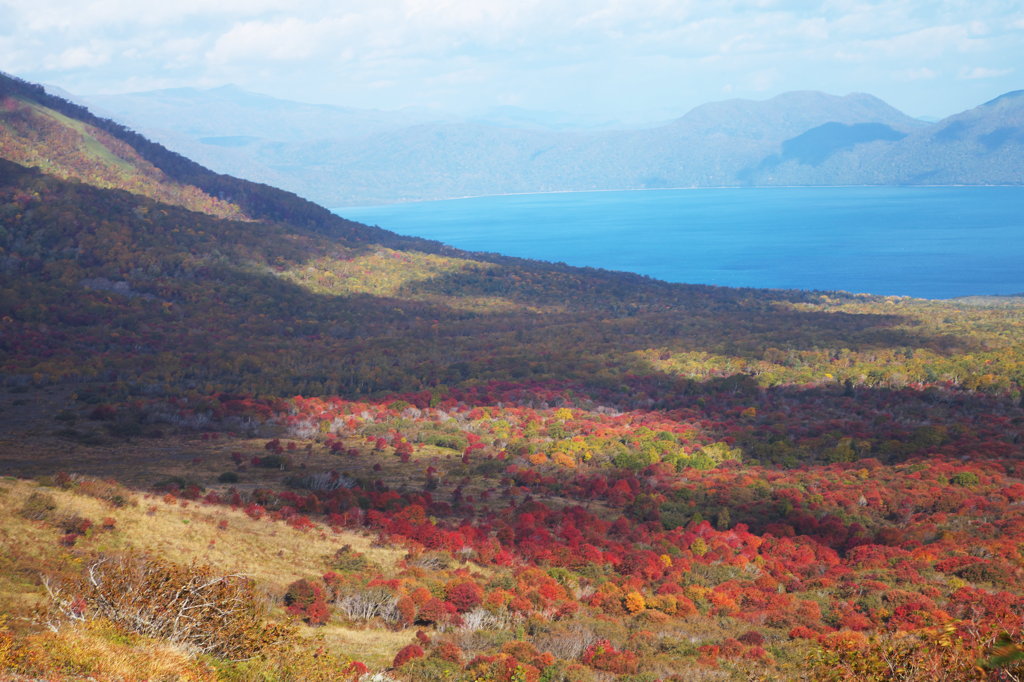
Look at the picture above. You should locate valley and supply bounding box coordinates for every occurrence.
[1,70,1023,681]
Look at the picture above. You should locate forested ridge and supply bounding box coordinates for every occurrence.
[1,70,1023,681]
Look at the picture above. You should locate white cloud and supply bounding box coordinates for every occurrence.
[401,0,541,31]
[958,66,1013,79]
[10,0,302,31]
[46,44,111,69]
[206,17,333,64]
[862,25,975,59]
[3,0,1022,120]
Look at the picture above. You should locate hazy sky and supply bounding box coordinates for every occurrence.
[2,0,1022,121]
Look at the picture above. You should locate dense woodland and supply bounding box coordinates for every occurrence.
[1,70,1023,681]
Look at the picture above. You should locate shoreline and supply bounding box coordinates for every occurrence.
[335,183,1023,210]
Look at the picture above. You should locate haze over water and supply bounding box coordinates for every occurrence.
[339,187,1024,300]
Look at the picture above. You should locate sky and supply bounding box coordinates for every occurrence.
[1,0,1022,122]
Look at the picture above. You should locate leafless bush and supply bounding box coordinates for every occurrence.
[18,491,57,520]
[284,419,318,439]
[43,552,289,660]
[459,607,516,632]
[337,587,399,623]
[407,550,452,571]
[287,471,355,491]
[576,584,596,600]
[534,622,599,660]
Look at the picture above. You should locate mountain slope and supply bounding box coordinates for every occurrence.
[2,72,1024,682]
[720,91,1024,186]
[0,88,245,219]
[1,72,429,245]
[663,91,920,139]
[879,89,1024,184]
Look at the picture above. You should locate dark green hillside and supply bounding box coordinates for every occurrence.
[2,68,1023,410]
[2,152,1022,406]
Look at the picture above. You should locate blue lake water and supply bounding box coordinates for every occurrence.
[337,187,1024,299]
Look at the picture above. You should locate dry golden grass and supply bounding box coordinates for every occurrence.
[114,494,406,588]
[310,624,419,669]
[10,620,218,681]
[0,474,416,678]
[0,475,405,587]
[0,479,81,622]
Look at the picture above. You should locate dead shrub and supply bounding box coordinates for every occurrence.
[18,492,57,521]
[42,551,290,660]
[337,586,399,623]
[407,550,452,571]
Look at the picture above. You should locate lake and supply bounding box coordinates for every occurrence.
[337,186,1024,299]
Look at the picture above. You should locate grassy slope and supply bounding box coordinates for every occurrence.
[0,96,246,221]
[0,473,417,676]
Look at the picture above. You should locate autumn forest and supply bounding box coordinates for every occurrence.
[0,71,1023,681]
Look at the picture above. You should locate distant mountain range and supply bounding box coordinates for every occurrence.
[76,86,1024,206]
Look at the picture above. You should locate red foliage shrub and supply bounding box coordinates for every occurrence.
[393,644,425,668]
[838,609,872,631]
[697,644,720,666]
[434,640,465,663]
[303,598,330,626]
[322,571,344,600]
[445,579,484,612]
[59,515,93,535]
[554,600,579,619]
[744,645,769,660]
[396,596,416,626]
[738,630,766,646]
[466,654,541,682]
[283,578,330,626]
[581,639,639,674]
[416,597,453,625]
[819,630,868,650]
[720,638,745,658]
[341,661,368,680]
[502,640,540,661]
[286,514,316,531]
